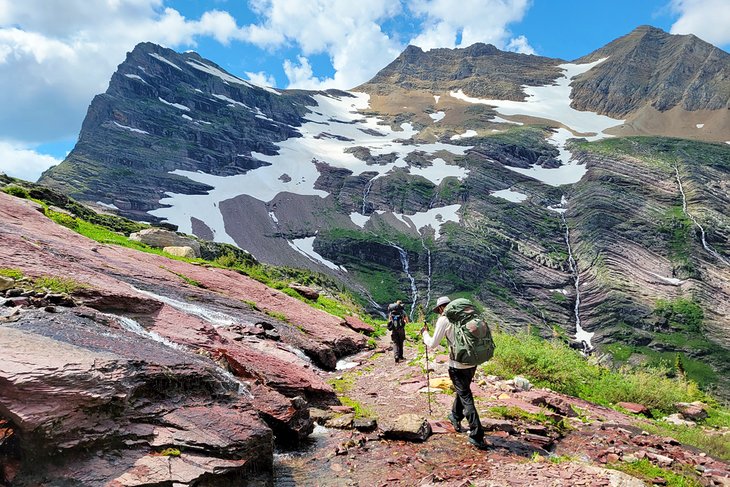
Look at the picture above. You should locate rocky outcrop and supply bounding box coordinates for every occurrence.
[0,309,273,485]
[131,228,201,256]
[572,25,730,116]
[0,192,371,483]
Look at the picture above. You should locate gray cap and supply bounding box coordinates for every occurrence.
[432,296,450,312]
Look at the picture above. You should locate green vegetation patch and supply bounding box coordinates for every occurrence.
[31,276,87,294]
[608,459,701,487]
[654,298,703,334]
[483,332,706,414]
[0,268,24,280]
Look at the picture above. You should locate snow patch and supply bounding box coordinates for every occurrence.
[349,212,369,228]
[124,73,147,83]
[648,272,685,286]
[491,188,528,203]
[151,92,473,241]
[450,130,478,140]
[288,237,344,271]
[450,58,622,137]
[492,116,523,125]
[393,204,462,237]
[148,53,182,71]
[503,128,587,186]
[182,114,193,121]
[434,95,440,104]
[187,59,251,86]
[159,97,190,111]
[212,93,249,109]
[268,211,278,224]
[112,122,148,135]
[429,111,445,122]
[696,123,704,129]
[96,201,119,210]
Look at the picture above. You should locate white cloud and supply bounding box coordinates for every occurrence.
[669,0,730,46]
[0,141,61,182]
[506,35,536,55]
[0,1,248,146]
[245,70,277,87]
[242,0,403,89]
[407,0,532,51]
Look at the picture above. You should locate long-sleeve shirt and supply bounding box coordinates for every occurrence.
[422,314,473,369]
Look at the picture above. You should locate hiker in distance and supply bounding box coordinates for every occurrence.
[387,300,408,363]
[422,296,493,450]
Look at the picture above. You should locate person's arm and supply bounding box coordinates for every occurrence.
[422,315,448,349]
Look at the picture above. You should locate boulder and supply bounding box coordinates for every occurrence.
[288,283,320,301]
[129,228,200,257]
[382,414,432,442]
[163,246,197,259]
[326,413,355,429]
[513,376,533,391]
[481,418,516,433]
[353,418,377,432]
[428,377,454,392]
[662,413,696,427]
[343,315,375,335]
[675,401,708,421]
[617,402,651,416]
[0,276,14,291]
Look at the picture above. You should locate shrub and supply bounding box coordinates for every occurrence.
[2,185,30,199]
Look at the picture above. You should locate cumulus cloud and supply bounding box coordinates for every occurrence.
[407,0,533,51]
[245,70,277,87]
[506,35,536,55]
[0,142,61,182]
[241,0,403,89]
[669,0,730,46]
[0,0,247,147]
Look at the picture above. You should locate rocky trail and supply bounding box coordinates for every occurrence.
[266,336,730,486]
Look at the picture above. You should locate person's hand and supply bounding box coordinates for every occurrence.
[420,324,428,334]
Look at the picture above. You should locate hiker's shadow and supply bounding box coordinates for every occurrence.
[486,434,550,458]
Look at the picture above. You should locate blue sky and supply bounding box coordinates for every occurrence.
[0,0,728,181]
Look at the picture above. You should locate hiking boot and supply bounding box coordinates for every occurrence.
[447,413,462,432]
[468,437,489,450]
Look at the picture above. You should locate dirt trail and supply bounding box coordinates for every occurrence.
[268,335,730,486]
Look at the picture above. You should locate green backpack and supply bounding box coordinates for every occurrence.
[444,298,495,366]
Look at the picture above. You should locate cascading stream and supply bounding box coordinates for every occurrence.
[361,177,376,215]
[388,243,418,320]
[561,213,594,349]
[110,312,252,397]
[675,165,729,266]
[420,235,432,313]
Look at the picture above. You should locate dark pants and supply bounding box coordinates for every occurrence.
[448,366,484,441]
[391,326,405,361]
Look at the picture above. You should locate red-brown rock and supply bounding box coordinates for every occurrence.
[344,314,375,335]
[617,402,651,416]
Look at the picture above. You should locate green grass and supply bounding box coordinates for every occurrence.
[31,276,87,294]
[338,396,376,420]
[483,332,707,414]
[160,266,203,288]
[0,268,24,280]
[608,459,701,487]
[2,185,30,198]
[488,406,570,433]
[265,310,289,322]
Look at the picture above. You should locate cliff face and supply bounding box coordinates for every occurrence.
[35,29,730,396]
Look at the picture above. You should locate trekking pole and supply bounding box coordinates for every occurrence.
[418,306,432,416]
[424,332,432,416]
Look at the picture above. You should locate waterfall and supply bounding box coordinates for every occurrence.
[109,312,252,398]
[389,243,418,320]
[420,236,432,313]
[362,177,376,215]
[132,286,238,328]
[561,214,594,348]
[675,165,729,266]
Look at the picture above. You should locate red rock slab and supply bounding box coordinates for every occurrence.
[617,401,651,416]
[343,315,375,335]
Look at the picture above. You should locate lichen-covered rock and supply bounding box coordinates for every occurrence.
[130,228,200,256]
[163,245,197,258]
[382,414,432,442]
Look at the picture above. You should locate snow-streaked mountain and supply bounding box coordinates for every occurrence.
[39,29,730,395]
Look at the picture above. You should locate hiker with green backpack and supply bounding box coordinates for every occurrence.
[421,296,495,450]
